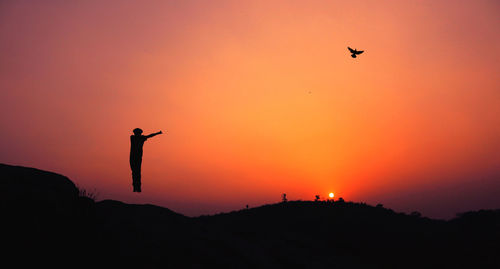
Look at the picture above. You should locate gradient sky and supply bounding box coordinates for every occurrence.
[1,0,499,219]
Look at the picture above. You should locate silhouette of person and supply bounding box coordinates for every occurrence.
[130,128,162,192]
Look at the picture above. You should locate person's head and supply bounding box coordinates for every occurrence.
[133,128,143,136]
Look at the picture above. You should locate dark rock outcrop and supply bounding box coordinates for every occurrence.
[1,163,79,215]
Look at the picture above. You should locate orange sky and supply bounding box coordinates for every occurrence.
[1,0,499,218]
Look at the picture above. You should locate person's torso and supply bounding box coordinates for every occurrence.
[130,135,146,157]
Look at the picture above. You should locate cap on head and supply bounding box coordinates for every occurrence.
[133,128,143,135]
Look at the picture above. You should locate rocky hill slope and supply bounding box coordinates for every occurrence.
[1,163,498,268]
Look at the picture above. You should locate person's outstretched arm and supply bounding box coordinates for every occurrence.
[145,131,163,139]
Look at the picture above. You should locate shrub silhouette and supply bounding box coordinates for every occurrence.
[410,211,422,218]
[76,185,99,201]
[282,193,287,203]
[314,195,320,202]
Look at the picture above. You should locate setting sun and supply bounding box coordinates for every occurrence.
[329,193,334,198]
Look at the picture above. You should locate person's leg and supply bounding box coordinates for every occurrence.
[131,160,142,192]
[132,170,140,192]
[130,159,142,192]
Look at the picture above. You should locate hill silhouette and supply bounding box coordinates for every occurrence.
[1,163,499,268]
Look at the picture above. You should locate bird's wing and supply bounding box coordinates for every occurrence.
[348,47,355,53]
[355,50,364,54]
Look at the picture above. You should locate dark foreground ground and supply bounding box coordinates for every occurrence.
[1,163,499,268]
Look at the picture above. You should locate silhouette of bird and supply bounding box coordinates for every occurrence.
[348,47,364,58]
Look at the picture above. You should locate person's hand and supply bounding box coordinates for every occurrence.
[159,131,163,134]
